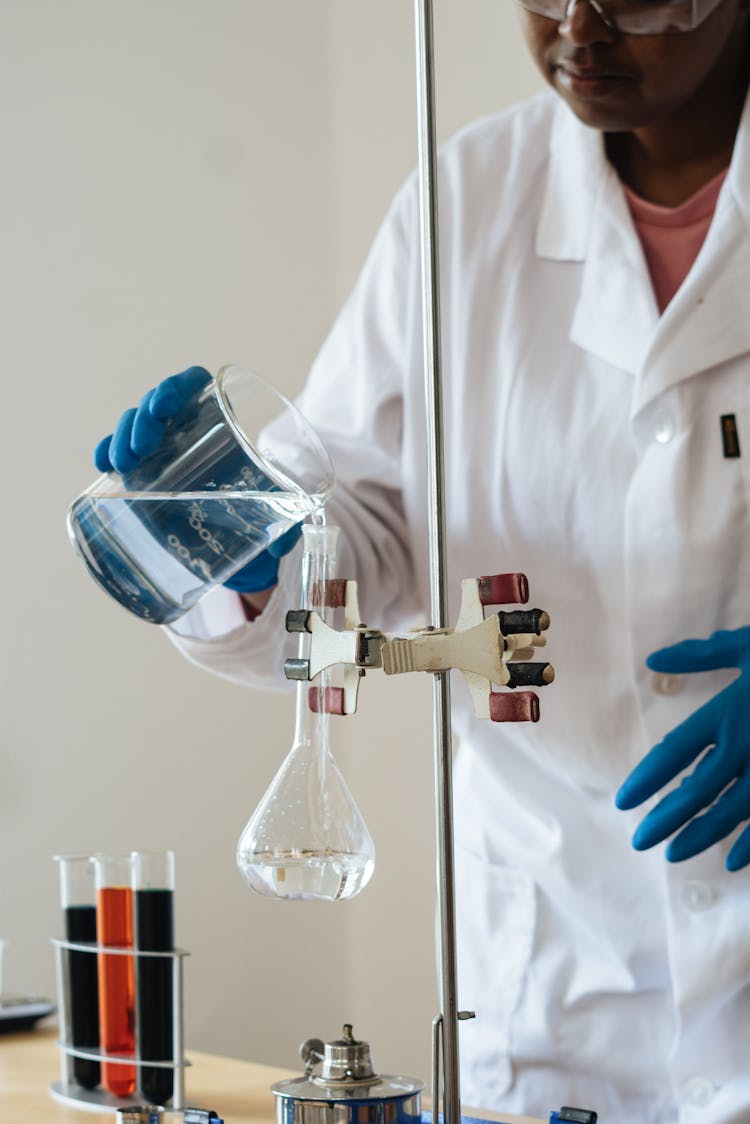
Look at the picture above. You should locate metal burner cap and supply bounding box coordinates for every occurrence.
[272,1025,424,1124]
[313,1024,375,1084]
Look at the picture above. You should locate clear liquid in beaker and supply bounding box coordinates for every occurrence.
[239,848,374,902]
[68,490,319,624]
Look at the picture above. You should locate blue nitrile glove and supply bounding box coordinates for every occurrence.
[94,366,212,475]
[222,522,303,593]
[93,365,302,595]
[615,627,750,872]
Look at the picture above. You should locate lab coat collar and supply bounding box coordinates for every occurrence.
[536,98,605,264]
[536,88,750,405]
[632,85,750,417]
[536,100,659,376]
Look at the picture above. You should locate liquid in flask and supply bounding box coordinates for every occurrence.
[236,523,375,902]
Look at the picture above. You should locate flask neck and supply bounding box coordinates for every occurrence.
[293,524,340,744]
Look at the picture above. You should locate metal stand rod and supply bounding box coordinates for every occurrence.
[173,950,186,1109]
[413,4,462,1124]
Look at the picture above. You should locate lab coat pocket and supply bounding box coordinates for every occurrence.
[455,845,536,1105]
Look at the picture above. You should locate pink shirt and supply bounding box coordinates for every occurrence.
[623,169,727,313]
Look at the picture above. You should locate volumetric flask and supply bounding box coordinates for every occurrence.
[93,854,136,1098]
[67,366,334,624]
[132,850,175,1106]
[54,855,100,1091]
[236,524,375,902]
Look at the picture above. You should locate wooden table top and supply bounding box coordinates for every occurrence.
[0,1027,543,1124]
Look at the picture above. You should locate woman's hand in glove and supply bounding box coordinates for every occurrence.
[93,366,212,475]
[92,365,300,598]
[616,627,750,872]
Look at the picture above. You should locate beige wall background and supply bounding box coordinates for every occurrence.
[0,0,541,1086]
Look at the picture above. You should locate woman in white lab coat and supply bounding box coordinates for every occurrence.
[99,6,750,1122]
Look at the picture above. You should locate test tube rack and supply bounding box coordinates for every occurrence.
[50,936,190,1113]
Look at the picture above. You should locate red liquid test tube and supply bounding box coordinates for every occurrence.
[94,855,136,1097]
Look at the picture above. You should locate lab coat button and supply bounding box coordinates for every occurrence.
[681,881,715,912]
[683,1076,717,1107]
[650,672,683,696]
[651,411,675,444]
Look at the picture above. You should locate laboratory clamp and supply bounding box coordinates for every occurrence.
[50,852,189,1113]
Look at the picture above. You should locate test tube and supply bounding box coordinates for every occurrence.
[54,855,101,1090]
[93,854,136,1097]
[133,850,175,1105]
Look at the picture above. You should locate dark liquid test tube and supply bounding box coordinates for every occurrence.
[55,856,101,1090]
[133,851,175,1105]
[65,905,100,1088]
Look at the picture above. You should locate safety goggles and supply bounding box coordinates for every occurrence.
[516,0,727,35]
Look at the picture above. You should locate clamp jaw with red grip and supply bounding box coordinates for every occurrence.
[284,572,553,722]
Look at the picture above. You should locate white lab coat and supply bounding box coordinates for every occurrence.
[169,88,750,1123]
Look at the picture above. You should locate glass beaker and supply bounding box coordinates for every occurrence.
[132,850,175,1106]
[54,855,101,1091]
[67,366,335,624]
[236,524,375,901]
[93,854,136,1098]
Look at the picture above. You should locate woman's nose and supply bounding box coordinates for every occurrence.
[558,0,618,43]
